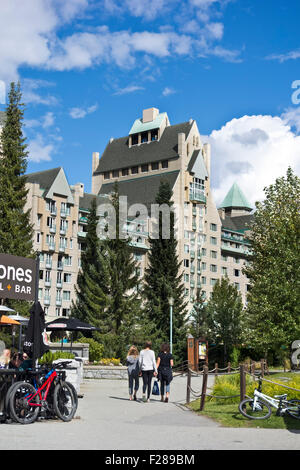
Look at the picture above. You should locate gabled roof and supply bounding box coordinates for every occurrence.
[79,193,109,212]
[94,121,193,174]
[26,167,61,192]
[98,171,180,209]
[220,183,252,211]
[129,112,168,135]
[222,214,254,232]
[187,149,208,180]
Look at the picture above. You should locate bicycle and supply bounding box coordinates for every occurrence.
[239,375,300,420]
[8,361,78,424]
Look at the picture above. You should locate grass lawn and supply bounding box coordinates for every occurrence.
[187,372,300,429]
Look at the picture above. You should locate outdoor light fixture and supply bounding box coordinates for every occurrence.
[168,296,174,354]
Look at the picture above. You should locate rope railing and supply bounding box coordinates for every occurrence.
[245,371,300,393]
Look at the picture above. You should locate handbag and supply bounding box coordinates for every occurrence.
[152,380,160,396]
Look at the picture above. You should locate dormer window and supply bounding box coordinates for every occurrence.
[132,134,138,145]
[141,132,148,143]
[151,129,158,141]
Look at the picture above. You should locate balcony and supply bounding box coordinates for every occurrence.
[56,281,62,288]
[59,245,65,253]
[60,210,67,218]
[189,190,206,204]
[77,231,87,238]
[190,250,195,259]
[56,299,62,307]
[49,226,56,234]
[44,280,51,288]
[60,228,66,236]
[44,296,51,306]
[57,263,64,271]
[48,243,55,252]
[45,261,52,269]
[221,243,251,256]
[50,207,57,216]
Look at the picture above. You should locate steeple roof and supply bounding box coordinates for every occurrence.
[220,182,252,211]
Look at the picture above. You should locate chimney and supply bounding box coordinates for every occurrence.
[142,107,159,123]
[178,132,185,157]
[74,183,84,197]
[203,143,211,177]
[92,152,99,174]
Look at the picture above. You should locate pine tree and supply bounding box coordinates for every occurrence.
[143,179,188,363]
[206,277,243,365]
[0,82,33,257]
[72,198,110,331]
[244,167,300,356]
[103,182,142,359]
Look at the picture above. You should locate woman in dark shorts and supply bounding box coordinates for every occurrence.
[156,343,174,403]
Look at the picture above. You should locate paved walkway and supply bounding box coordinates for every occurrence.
[0,375,299,450]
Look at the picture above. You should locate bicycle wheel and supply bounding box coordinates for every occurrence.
[9,382,40,424]
[53,381,77,422]
[239,398,272,420]
[285,399,300,420]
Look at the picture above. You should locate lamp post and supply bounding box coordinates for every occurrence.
[168,296,174,354]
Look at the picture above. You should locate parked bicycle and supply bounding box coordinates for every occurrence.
[239,375,300,420]
[7,361,78,424]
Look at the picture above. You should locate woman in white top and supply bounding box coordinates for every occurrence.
[139,341,157,402]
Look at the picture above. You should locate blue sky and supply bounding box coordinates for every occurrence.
[0,0,299,204]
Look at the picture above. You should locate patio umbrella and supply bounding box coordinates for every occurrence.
[0,315,20,325]
[0,306,15,313]
[46,317,99,351]
[23,302,49,365]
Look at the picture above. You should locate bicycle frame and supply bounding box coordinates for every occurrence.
[253,389,282,410]
[24,369,58,407]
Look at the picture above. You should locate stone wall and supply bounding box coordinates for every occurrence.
[83,366,128,380]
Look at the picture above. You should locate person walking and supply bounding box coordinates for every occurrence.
[126,345,140,401]
[156,343,173,403]
[139,341,157,402]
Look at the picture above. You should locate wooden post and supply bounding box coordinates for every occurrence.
[186,367,191,404]
[260,359,264,377]
[200,365,208,411]
[215,362,218,377]
[240,364,246,402]
[227,362,231,374]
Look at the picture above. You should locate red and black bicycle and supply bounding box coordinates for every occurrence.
[7,361,78,424]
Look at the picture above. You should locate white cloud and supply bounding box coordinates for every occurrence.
[27,134,54,163]
[208,113,300,207]
[69,103,98,119]
[114,85,144,95]
[162,87,176,96]
[266,49,300,63]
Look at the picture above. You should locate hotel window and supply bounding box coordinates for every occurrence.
[184,273,189,283]
[184,259,189,268]
[36,232,41,244]
[202,248,207,256]
[151,162,159,171]
[221,254,228,261]
[151,129,158,141]
[234,269,240,277]
[210,223,217,232]
[210,278,217,287]
[131,134,138,145]
[210,264,217,273]
[104,171,110,180]
[131,166,139,174]
[122,168,129,176]
[64,273,72,283]
[63,291,71,301]
[184,231,189,239]
[184,244,189,253]
[235,282,240,291]
[201,262,206,270]
[210,250,217,259]
[141,132,148,143]
[161,160,168,169]
[112,169,119,178]
[141,164,148,173]
[222,267,228,275]
[210,236,217,245]
[201,276,206,285]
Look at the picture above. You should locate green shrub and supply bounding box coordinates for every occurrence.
[76,337,104,362]
[38,351,75,365]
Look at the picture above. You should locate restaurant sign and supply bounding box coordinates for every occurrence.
[0,253,37,301]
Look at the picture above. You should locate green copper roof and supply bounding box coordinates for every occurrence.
[220,183,252,210]
[129,112,167,135]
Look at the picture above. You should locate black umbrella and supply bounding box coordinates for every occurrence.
[23,302,50,365]
[46,317,99,352]
[46,317,99,332]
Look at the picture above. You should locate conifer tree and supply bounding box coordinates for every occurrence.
[143,179,188,363]
[189,289,209,339]
[104,182,142,358]
[0,82,33,256]
[72,198,110,331]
